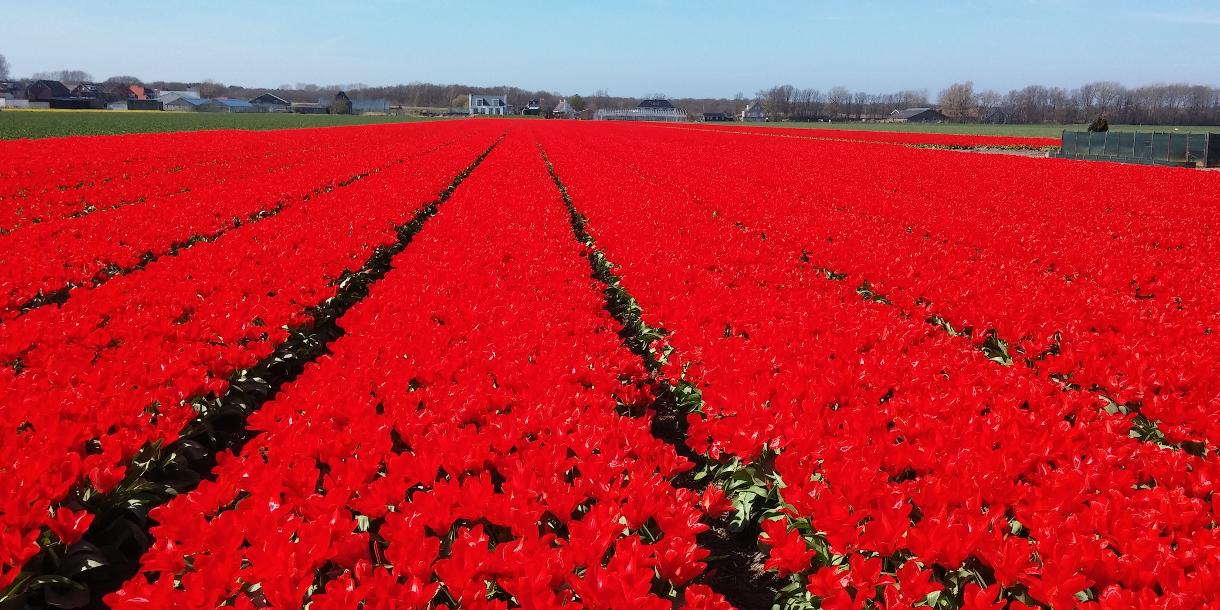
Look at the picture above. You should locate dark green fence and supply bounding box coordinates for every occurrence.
[1054,131,1219,167]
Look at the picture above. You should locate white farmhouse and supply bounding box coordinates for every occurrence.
[469,94,509,116]
[741,101,767,122]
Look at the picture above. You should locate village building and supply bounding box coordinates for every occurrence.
[0,81,22,99]
[71,82,136,105]
[888,107,949,123]
[703,112,731,122]
[741,101,768,121]
[469,94,509,115]
[522,98,543,115]
[26,80,71,102]
[551,98,578,119]
[125,84,148,100]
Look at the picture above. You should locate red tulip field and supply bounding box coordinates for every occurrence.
[1,120,1218,610]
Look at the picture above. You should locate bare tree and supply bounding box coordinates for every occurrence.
[31,69,93,84]
[0,53,9,80]
[827,86,851,119]
[976,89,1003,111]
[938,81,977,121]
[197,79,228,98]
[104,75,142,87]
[896,89,929,107]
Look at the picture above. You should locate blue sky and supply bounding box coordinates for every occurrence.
[2,0,1217,97]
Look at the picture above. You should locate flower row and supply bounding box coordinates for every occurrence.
[578,122,1220,452]
[537,123,1220,609]
[0,123,480,318]
[0,128,351,233]
[0,125,502,589]
[106,132,731,610]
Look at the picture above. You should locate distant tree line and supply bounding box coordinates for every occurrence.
[753,81,1220,125]
[3,54,1216,125]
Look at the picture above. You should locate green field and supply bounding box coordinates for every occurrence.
[727,121,1215,139]
[2,109,1211,141]
[0,109,442,140]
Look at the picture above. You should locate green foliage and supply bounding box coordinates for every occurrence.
[0,110,437,140]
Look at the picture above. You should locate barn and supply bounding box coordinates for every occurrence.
[250,93,292,112]
[329,90,353,114]
[703,112,731,122]
[889,107,949,123]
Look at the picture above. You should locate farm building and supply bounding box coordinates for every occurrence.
[552,99,578,119]
[330,91,354,115]
[70,83,101,98]
[164,96,207,112]
[523,98,543,116]
[703,112,731,122]
[159,90,201,105]
[26,80,71,102]
[470,94,509,116]
[741,101,767,121]
[49,97,107,110]
[352,99,390,114]
[292,102,328,114]
[127,99,164,111]
[595,98,687,122]
[200,98,257,113]
[250,93,292,112]
[72,82,135,105]
[124,84,148,100]
[889,107,948,123]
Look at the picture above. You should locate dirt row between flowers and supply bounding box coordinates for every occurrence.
[541,146,784,610]
[533,123,1220,609]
